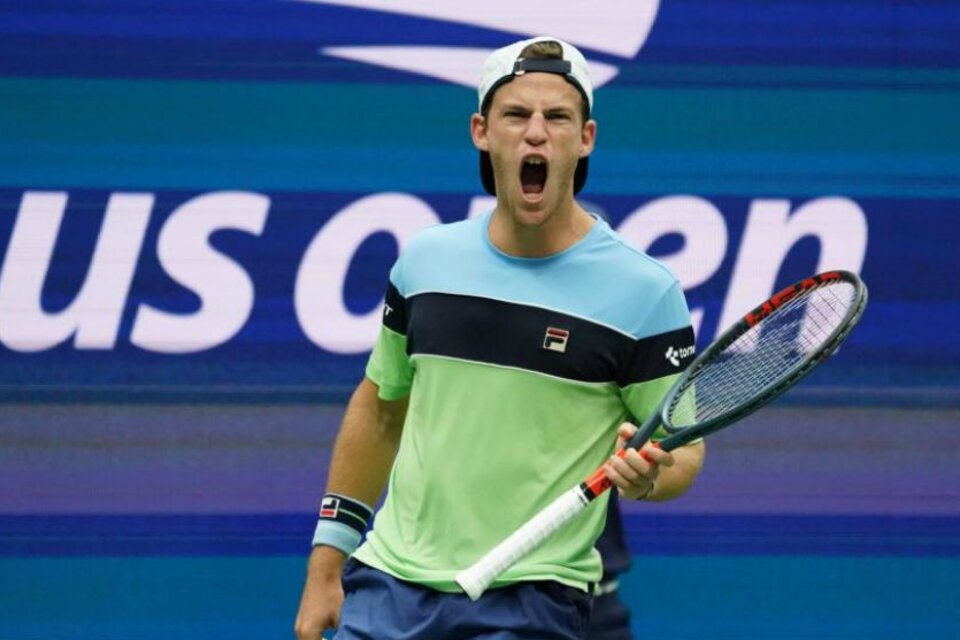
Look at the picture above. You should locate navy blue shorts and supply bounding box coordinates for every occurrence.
[333,559,592,639]
[585,587,632,640]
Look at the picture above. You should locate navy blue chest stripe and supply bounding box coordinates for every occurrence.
[397,292,693,386]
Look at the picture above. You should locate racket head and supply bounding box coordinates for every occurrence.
[658,270,868,448]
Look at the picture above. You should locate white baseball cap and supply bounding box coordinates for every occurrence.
[477,36,595,196]
[478,36,594,114]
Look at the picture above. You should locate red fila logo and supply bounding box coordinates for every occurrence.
[319,496,340,518]
[543,327,570,353]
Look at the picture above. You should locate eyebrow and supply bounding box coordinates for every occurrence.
[544,106,575,117]
[498,103,576,116]
[499,102,530,113]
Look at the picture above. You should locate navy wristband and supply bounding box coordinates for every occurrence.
[311,493,374,555]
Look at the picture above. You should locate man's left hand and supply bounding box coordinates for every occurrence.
[604,422,675,500]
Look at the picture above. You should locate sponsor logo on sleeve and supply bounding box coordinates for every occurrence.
[665,344,695,367]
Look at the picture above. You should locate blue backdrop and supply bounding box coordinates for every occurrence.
[1,1,958,638]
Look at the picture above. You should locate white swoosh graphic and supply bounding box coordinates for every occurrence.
[306,0,659,58]
[299,0,659,90]
[320,45,621,90]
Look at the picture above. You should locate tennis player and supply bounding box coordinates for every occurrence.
[295,36,706,640]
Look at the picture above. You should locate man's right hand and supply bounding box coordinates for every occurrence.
[294,546,348,640]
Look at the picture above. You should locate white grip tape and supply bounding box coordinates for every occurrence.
[455,487,590,601]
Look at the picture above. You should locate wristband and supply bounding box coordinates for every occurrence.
[311,493,374,555]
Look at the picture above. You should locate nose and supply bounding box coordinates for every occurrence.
[524,113,548,146]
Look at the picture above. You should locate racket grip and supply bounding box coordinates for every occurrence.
[584,443,666,496]
[581,448,630,497]
[455,486,590,601]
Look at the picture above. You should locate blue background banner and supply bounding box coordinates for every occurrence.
[1,1,958,638]
[1,189,957,400]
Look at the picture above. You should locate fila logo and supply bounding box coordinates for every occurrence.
[320,496,340,518]
[665,345,695,367]
[543,327,570,353]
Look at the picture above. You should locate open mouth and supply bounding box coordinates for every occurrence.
[520,156,547,195]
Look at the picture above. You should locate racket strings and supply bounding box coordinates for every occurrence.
[668,281,856,427]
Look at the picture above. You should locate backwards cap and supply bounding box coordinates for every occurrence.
[477,36,594,196]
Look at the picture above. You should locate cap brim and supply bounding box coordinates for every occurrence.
[479,152,589,196]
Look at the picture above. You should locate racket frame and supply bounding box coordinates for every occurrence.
[654,269,868,452]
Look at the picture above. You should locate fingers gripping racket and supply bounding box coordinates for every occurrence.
[455,270,868,600]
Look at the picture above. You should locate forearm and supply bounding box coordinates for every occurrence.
[647,440,705,502]
[305,377,407,574]
[325,377,408,507]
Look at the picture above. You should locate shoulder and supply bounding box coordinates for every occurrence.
[586,219,690,338]
[404,215,481,256]
[391,216,485,293]
[592,219,681,294]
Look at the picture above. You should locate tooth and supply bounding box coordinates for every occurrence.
[526,158,544,165]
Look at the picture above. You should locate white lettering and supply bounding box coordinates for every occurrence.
[0,191,152,352]
[0,189,873,358]
[719,197,868,337]
[295,193,441,354]
[130,191,269,353]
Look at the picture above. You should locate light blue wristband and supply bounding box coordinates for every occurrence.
[312,520,363,555]
[311,493,374,555]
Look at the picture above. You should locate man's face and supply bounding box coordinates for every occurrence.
[472,73,596,225]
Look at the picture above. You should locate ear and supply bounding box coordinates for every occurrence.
[580,119,597,158]
[470,113,489,152]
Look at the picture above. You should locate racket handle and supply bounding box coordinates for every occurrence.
[581,448,633,497]
[455,486,590,600]
[580,438,660,497]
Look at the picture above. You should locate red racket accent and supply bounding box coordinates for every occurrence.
[744,271,842,327]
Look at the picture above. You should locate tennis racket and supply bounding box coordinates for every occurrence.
[456,269,868,600]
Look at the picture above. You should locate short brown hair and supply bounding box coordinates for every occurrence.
[480,40,591,124]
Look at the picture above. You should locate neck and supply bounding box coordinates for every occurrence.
[488,198,595,258]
